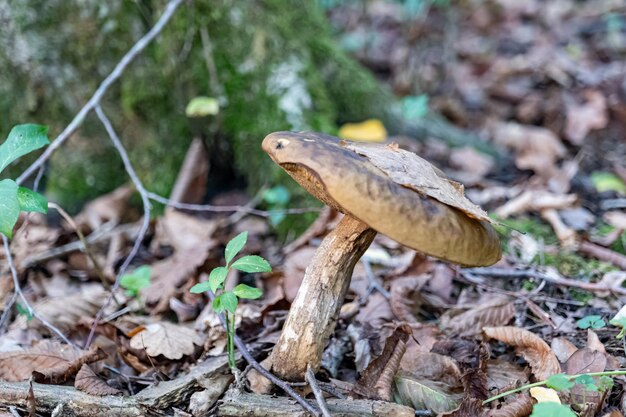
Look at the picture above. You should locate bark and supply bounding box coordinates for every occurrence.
[269,215,377,381]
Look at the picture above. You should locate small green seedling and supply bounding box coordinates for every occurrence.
[120,265,151,297]
[530,402,575,417]
[576,315,606,330]
[190,231,270,368]
[0,125,50,238]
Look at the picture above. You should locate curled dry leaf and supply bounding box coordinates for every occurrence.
[75,364,121,396]
[551,337,578,363]
[486,359,529,392]
[129,322,203,360]
[345,142,491,222]
[564,90,608,145]
[400,349,462,388]
[440,296,515,337]
[353,324,411,401]
[389,275,429,324]
[483,326,560,380]
[495,190,577,219]
[76,185,135,230]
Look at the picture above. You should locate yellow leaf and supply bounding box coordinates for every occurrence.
[530,387,561,404]
[338,119,387,142]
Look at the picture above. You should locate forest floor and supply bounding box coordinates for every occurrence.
[2,1,626,416]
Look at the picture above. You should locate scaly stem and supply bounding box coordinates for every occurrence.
[483,370,626,405]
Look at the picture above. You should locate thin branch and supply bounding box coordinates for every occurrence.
[305,365,332,417]
[16,0,185,185]
[2,235,76,347]
[146,191,321,217]
[206,291,320,417]
[85,106,152,348]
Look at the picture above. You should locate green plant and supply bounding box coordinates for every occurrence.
[190,231,271,368]
[120,265,151,297]
[0,125,50,238]
[262,185,291,227]
[576,315,606,330]
[530,402,575,417]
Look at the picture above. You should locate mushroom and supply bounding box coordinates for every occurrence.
[262,131,501,381]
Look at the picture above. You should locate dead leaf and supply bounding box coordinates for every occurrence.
[167,138,209,207]
[76,185,135,230]
[11,285,106,334]
[604,211,626,230]
[491,121,566,180]
[551,337,578,363]
[75,364,121,395]
[441,296,515,337]
[394,373,462,414]
[353,324,411,401]
[483,326,560,380]
[486,394,533,417]
[449,147,494,184]
[0,341,104,384]
[345,142,491,222]
[338,119,387,142]
[486,359,530,392]
[400,349,462,388]
[541,208,578,248]
[129,322,203,360]
[495,190,577,218]
[564,90,608,145]
[389,275,429,324]
[564,347,606,375]
[282,246,316,302]
[530,386,561,403]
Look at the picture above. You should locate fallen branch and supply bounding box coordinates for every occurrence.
[305,365,331,417]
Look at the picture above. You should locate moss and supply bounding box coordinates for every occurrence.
[541,251,615,279]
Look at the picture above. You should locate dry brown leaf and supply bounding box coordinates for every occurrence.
[564,347,606,375]
[486,394,534,417]
[76,185,135,230]
[437,397,484,417]
[483,326,560,380]
[75,364,121,396]
[167,138,209,207]
[400,349,462,388]
[129,322,203,360]
[491,121,566,180]
[0,341,104,384]
[394,373,462,414]
[282,246,316,302]
[389,275,429,324]
[564,90,608,145]
[11,285,106,334]
[486,359,530,392]
[604,211,626,230]
[541,208,577,248]
[441,296,515,337]
[449,147,494,185]
[345,142,491,222]
[353,324,411,401]
[530,386,561,403]
[551,337,578,363]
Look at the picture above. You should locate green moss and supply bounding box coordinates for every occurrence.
[541,251,616,279]
[493,215,559,246]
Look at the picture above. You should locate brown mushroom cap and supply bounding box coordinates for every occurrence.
[262,131,501,267]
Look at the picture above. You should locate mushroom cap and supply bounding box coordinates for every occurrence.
[262,131,501,267]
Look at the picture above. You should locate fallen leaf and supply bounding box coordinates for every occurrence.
[551,338,578,363]
[74,364,121,395]
[129,322,203,360]
[338,119,387,142]
[483,326,560,380]
[167,138,209,207]
[486,394,533,417]
[400,349,462,388]
[530,386,561,403]
[495,190,577,218]
[441,296,515,337]
[76,185,135,230]
[394,373,462,414]
[345,142,491,222]
[486,359,530,391]
[564,348,606,375]
[449,146,494,184]
[564,90,608,145]
[389,275,429,324]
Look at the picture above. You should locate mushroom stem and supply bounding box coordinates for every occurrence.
[270,214,377,381]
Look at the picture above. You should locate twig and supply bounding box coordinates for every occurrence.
[2,235,76,347]
[146,191,321,217]
[48,203,110,288]
[465,267,626,296]
[85,106,152,349]
[579,240,626,270]
[16,0,185,185]
[305,365,332,417]
[206,291,321,417]
[0,291,18,333]
[361,259,390,299]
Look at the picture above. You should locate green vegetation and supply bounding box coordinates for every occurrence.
[120,265,152,298]
[190,231,270,369]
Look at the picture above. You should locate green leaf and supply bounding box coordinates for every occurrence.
[185,96,219,118]
[530,403,576,417]
[0,179,20,238]
[545,374,574,391]
[0,124,49,174]
[598,375,614,392]
[220,291,238,314]
[190,281,211,294]
[120,265,151,297]
[225,232,247,265]
[402,94,429,120]
[213,294,225,313]
[575,374,598,391]
[209,267,229,293]
[231,255,271,273]
[577,315,606,330]
[263,185,290,205]
[233,284,263,300]
[16,303,33,321]
[610,317,626,338]
[591,171,626,194]
[17,187,48,214]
